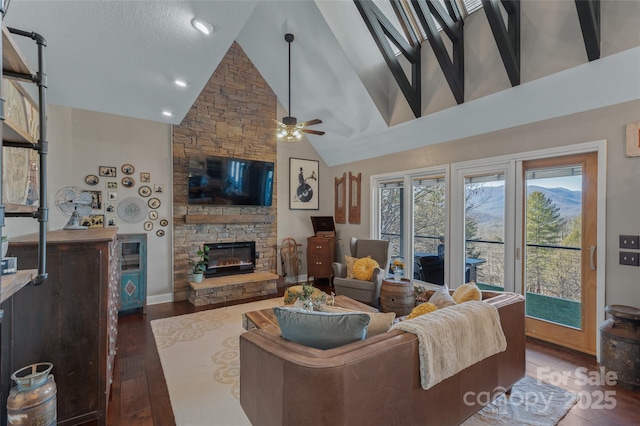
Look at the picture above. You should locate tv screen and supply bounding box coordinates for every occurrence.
[188,154,274,206]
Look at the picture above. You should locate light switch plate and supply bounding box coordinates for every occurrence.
[619,235,640,249]
[619,251,640,266]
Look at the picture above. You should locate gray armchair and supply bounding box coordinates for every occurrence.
[332,237,391,306]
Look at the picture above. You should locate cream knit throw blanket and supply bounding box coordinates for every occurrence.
[391,301,507,390]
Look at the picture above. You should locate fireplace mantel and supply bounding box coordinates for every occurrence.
[182,214,275,224]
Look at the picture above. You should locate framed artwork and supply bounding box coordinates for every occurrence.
[144,221,153,231]
[107,181,117,189]
[121,164,135,175]
[105,203,115,213]
[154,184,164,193]
[156,229,165,237]
[148,197,161,209]
[85,175,99,186]
[149,211,158,220]
[289,157,319,210]
[99,166,116,177]
[138,185,152,197]
[159,219,169,227]
[140,172,150,182]
[86,190,102,210]
[107,191,117,201]
[107,217,117,227]
[81,214,104,228]
[122,177,135,188]
[626,122,640,157]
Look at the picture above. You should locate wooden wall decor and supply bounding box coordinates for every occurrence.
[349,172,362,224]
[335,172,346,223]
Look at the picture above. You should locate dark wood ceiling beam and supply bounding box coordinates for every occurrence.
[575,0,601,61]
[354,0,422,118]
[482,0,520,86]
[412,0,465,104]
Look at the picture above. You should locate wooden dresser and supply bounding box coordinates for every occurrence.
[1,228,120,426]
[307,216,337,284]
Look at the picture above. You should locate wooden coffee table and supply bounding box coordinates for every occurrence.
[242,295,378,335]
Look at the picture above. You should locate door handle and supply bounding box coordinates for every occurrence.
[589,246,596,270]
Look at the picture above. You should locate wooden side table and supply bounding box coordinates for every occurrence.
[380,277,415,316]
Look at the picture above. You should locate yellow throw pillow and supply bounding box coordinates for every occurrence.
[428,284,457,309]
[345,255,370,278]
[452,282,482,304]
[320,305,396,337]
[406,302,438,319]
[352,257,380,281]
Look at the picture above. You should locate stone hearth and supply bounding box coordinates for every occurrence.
[188,271,278,306]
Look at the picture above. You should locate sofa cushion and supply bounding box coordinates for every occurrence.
[273,306,370,349]
[345,255,370,278]
[428,284,457,308]
[352,257,380,281]
[452,282,482,304]
[319,305,396,337]
[406,302,438,319]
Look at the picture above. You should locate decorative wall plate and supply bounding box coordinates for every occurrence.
[144,221,153,231]
[116,197,148,223]
[156,229,165,237]
[148,197,161,209]
[159,219,169,227]
[149,211,158,220]
[138,185,151,197]
[121,177,135,188]
[85,175,99,186]
[121,164,135,175]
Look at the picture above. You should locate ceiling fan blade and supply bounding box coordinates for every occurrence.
[302,129,325,136]
[299,118,322,127]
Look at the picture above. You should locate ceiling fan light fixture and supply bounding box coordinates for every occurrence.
[191,18,214,35]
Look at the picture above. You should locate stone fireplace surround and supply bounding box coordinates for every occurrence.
[172,41,278,304]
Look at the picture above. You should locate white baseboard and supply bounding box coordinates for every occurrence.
[147,293,174,306]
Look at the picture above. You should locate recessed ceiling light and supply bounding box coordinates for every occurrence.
[162,111,173,117]
[191,18,214,35]
[174,79,187,87]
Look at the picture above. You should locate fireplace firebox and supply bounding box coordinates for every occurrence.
[204,241,256,278]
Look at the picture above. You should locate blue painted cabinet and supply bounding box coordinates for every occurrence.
[118,233,147,313]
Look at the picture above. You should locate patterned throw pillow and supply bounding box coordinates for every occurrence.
[406,302,438,319]
[352,257,380,281]
[452,282,482,304]
[320,305,396,337]
[345,255,370,278]
[428,284,457,309]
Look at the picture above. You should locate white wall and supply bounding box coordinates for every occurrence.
[5,106,174,303]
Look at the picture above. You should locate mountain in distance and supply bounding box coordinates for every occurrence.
[468,185,582,223]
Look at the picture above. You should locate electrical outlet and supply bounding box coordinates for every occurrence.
[619,251,640,266]
[619,235,640,249]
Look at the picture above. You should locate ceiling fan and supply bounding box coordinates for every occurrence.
[276,33,325,141]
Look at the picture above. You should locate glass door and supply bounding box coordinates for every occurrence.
[522,153,598,355]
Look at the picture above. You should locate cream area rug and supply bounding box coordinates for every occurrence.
[152,300,577,426]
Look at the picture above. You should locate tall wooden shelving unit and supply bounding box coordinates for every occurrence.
[0,24,48,306]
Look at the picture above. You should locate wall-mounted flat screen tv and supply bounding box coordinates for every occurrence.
[188,154,274,206]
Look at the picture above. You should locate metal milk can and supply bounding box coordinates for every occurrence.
[600,305,640,390]
[6,362,57,426]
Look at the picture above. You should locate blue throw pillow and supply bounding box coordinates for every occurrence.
[273,306,370,350]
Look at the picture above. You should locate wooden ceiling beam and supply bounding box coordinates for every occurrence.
[575,0,601,61]
[355,0,422,118]
[412,0,465,104]
[482,0,520,87]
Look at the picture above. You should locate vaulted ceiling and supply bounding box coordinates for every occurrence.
[4,1,639,166]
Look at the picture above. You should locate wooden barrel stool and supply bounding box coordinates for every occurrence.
[380,278,415,316]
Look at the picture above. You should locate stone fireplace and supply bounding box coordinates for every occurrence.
[172,41,278,304]
[204,241,256,278]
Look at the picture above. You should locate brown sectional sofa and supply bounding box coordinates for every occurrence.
[240,291,525,426]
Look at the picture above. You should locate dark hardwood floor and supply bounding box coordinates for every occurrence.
[108,283,639,425]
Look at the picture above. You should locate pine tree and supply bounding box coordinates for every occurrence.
[526,191,565,294]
